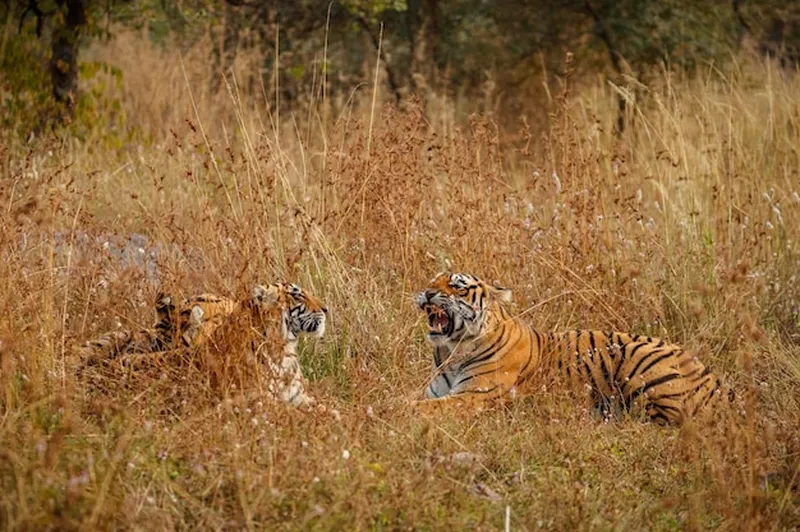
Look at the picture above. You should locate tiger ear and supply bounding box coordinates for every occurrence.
[489,280,513,303]
[251,284,279,306]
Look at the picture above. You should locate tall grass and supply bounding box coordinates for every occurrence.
[1,30,799,529]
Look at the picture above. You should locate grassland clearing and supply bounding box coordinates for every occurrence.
[1,34,799,529]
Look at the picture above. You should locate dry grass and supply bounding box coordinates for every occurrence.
[1,31,800,530]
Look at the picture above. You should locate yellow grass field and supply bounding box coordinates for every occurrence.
[1,33,799,530]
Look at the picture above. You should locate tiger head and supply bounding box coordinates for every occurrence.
[250,282,328,342]
[416,272,512,346]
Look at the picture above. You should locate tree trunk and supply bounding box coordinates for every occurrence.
[211,0,242,94]
[584,0,627,135]
[50,0,86,122]
[355,16,402,104]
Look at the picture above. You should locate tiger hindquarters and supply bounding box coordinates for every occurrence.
[553,331,736,426]
[76,329,163,372]
[76,291,178,372]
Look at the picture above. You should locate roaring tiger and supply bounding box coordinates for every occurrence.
[415,272,732,424]
[77,283,327,407]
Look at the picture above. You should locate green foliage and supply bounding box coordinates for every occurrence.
[0,29,128,144]
[342,0,408,21]
[1,0,796,143]
[0,25,51,136]
[0,1,135,145]
[111,0,219,44]
[589,0,737,72]
[73,60,127,145]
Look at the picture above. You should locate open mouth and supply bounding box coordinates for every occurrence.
[424,304,451,336]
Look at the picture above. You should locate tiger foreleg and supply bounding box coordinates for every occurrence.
[415,365,521,415]
[413,386,511,415]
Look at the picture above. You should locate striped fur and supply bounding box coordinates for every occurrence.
[173,284,327,351]
[172,283,327,407]
[416,272,731,424]
[77,292,176,366]
[78,283,327,407]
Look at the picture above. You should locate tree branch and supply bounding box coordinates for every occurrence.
[50,0,87,117]
[19,0,46,37]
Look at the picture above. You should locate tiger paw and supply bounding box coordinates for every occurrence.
[412,398,448,415]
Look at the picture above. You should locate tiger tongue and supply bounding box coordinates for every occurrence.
[431,314,449,332]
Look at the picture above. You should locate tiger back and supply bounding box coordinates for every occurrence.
[166,293,239,350]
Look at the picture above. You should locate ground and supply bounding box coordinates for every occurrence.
[1,50,799,530]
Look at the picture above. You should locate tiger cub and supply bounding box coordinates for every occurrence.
[168,283,327,407]
[415,272,732,424]
[77,283,327,408]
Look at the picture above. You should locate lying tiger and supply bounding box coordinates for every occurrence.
[78,282,327,408]
[78,292,177,365]
[415,272,733,424]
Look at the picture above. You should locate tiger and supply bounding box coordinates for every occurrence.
[166,283,327,407]
[414,272,733,424]
[76,292,176,367]
[77,283,328,408]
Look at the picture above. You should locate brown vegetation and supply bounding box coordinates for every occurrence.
[1,30,799,529]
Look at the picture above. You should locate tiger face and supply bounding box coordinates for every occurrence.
[416,272,512,346]
[250,283,328,342]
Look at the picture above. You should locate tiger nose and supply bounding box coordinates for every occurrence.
[417,290,434,306]
[322,306,328,314]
